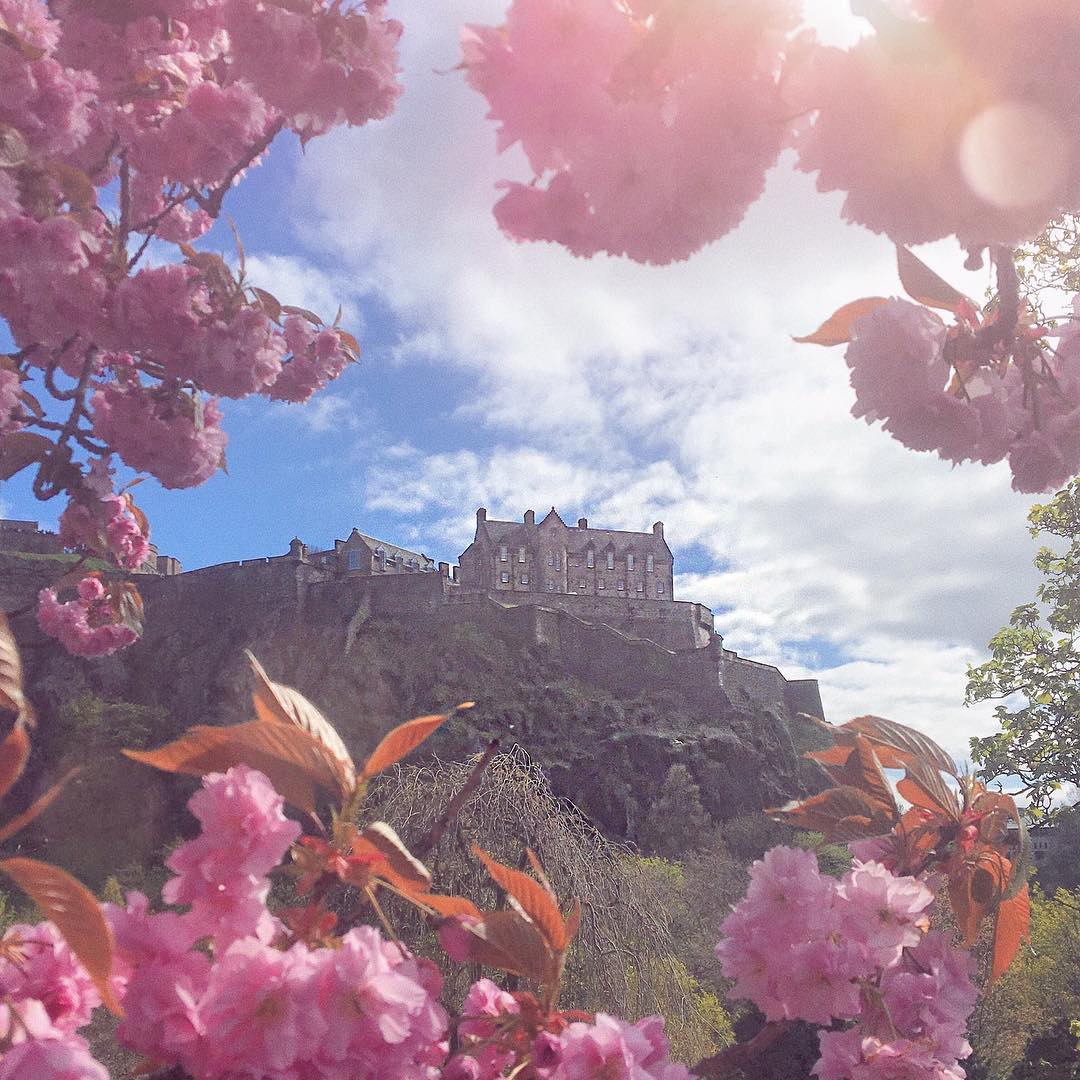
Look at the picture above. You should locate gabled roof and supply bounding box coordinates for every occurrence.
[472,513,671,557]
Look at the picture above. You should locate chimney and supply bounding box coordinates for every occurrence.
[451,565,459,582]
[524,509,535,526]
[476,507,487,527]
[652,521,664,538]
[577,517,588,529]
[438,561,450,577]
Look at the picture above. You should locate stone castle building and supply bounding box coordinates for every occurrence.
[0,507,823,722]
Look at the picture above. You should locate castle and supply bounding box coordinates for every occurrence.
[0,508,823,721]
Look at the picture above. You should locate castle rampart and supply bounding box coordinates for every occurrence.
[1,511,824,722]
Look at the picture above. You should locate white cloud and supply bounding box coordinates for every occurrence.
[287,0,1047,755]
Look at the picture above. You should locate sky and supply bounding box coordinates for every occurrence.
[0,1,1055,767]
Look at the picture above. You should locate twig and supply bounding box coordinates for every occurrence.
[414,739,500,857]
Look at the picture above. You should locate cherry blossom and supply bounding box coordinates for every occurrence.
[462,0,801,264]
[36,578,139,659]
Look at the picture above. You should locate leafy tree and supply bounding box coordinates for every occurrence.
[968,888,1080,1079]
[638,764,712,858]
[968,478,1080,812]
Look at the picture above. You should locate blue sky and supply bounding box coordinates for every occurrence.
[1,1,1054,766]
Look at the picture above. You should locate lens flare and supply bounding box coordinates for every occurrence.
[959,101,1068,209]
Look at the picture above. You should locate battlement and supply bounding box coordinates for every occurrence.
[2,511,823,722]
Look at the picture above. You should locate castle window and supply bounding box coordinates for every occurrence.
[636,582,644,592]
[518,547,526,563]
[606,551,614,570]
[598,579,605,590]
[500,571,510,584]
[555,553,561,569]
[546,581,555,591]
[549,553,554,567]
[617,580,625,591]
[578,579,586,590]
[627,553,635,571]
[521,574,529,585]
[657,582,665,595]
[646,554,654,572]
[586,550,595,568]
[347,549,361,571]
[500,545,508,562]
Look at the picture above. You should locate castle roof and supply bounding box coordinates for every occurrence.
[475,510,671,556]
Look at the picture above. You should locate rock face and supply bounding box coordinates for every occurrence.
[11,577,827,884]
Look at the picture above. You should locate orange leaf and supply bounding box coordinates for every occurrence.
[124,720,349,814]
[0,721,30,801]
[361,713,448,780]
[563,898,582,945]
[793,297,889,346]
[896,246,972,313]
[990,884,1030,983]
[0,857,121,1016]
[246,652,355,792]
[417,894,483,919]
[895,764,961,821]
[473,845,569,952]
[0,767,80,843]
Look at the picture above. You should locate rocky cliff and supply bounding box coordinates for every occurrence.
[9,578,827,885]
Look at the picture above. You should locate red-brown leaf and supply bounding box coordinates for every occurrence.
[357,821,432,893]
[768,784,897,841]
[896,246,972,313]
[0,431,52,482]
[459,909,556,983]
[250,287,282,323]
[840,715,957,777]
[0,767,80,842]
[246,652,355,792]
[361,713,447,780]
[281,305,323,326]
[123,720,348,814]
[0,721,30,801]
[0,612,33,728]
[793,297,889,346]
[0,857,121,1015]
[473,845,569,952]
[990,883,1030,983]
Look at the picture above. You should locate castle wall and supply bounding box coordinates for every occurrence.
[0,520,63,556]
[456,590,713,651]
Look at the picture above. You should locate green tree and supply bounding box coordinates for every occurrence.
[638,764,712,858]
[968,478,1080,812]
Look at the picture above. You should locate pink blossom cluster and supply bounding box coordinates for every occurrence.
[0,0,395,587]
[717,848,977,1079]
[0,924,108,1079]
[845,299,1080,493]
[59,492,150,570]
[105,766,450,1078]
[36,577,139,659]
[0,369,24,435]
[716,848,933,1025]
[815,933,978,1080]
[461,0,800,264]
[90,381,228,490]
[544,1014,691,1079]
[445,983,689,1080]
[794,0,1080,249]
